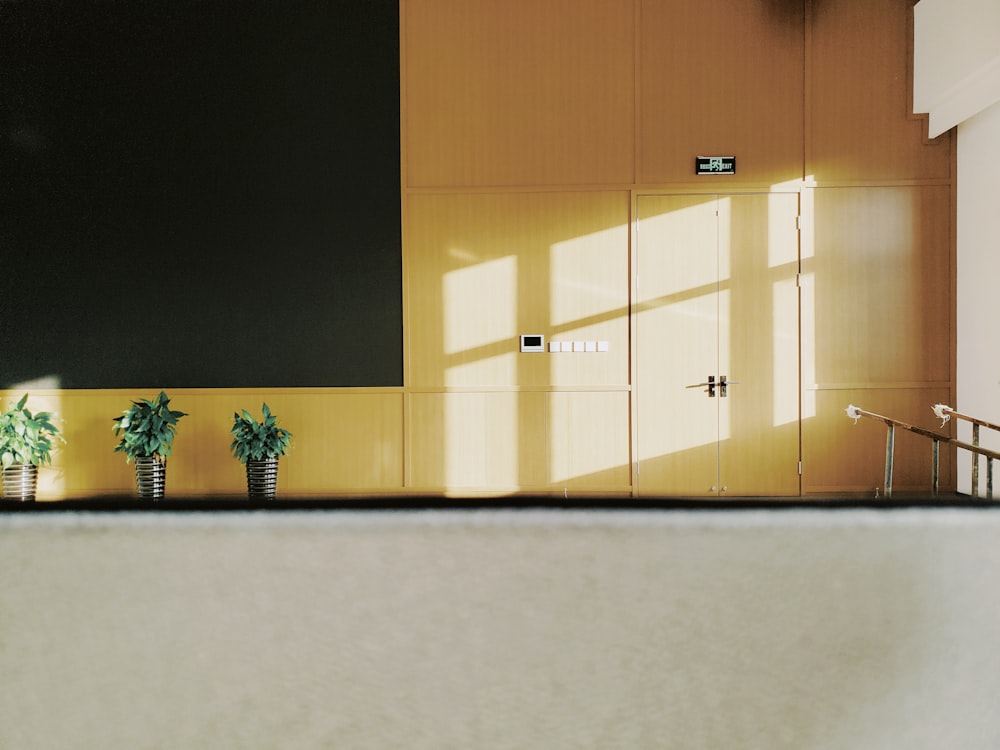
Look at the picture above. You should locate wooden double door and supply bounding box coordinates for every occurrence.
[635,193,801,497]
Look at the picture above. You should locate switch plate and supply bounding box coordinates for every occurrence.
[597,341,609,352]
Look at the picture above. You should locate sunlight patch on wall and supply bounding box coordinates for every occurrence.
[548,392,627,484]
[443,255,517,355]
[641,392,718,460]
[773,277,800,426]
[636,200,719,297]
[444,354,517,387]
[718,287,731,443]
[447,246,480,264]
[636,283,720,460]
[442,392,485,488]
[717,197,731,286]
[549,225,625,328]
[635,195,721,461]
[7,375,62,391]
[768,193,799,269]
[768,177,806,193]
[800,270,817,420]
[798,186,817,421]
[798,181,815,263]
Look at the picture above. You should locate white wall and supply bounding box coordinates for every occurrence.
[914,0,1000,494]
[913,0,1000,136]
[3,509,1000,750]
[956,100,1000,494]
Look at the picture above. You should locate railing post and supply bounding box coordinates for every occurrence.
[884,424,895,498]
[931,439,939,497]
[972,423,981,498]
[849,405,1000,500]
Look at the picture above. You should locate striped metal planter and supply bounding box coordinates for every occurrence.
[135,455,166,499]
[246,458,279,499]
[1,463,38,501]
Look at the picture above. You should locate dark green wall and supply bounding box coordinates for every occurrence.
[0,0,402,388]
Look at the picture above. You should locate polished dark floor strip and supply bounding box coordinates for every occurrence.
[0,492,989,513]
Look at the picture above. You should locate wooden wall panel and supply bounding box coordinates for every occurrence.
[407,391,548,490]
[405,191,630,388]
[265,392,404,491]
[548,391,631,490]
[803,387,953,494]
[808,0,952,182]
[805,186,952,386]
[3,389,404,500]
[638,0,804,186]
[404,0,634,187]
[407,390,629,493]
[801,184,953,494]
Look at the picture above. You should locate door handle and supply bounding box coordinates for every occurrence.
[719,375,740,397]
[685,375,716,397]
[685,375,740,398]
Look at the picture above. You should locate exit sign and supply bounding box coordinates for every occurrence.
[696,156,736,175]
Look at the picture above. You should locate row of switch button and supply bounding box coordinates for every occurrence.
[548,341,609,353]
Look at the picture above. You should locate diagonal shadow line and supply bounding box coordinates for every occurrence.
[440,259,800,368]
[440,306,630,368]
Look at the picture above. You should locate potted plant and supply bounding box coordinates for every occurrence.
[112,391,187,499]
[230,403,292,499]
[0,393,62,501]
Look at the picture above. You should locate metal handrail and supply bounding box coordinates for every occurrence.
[932,405,1000,499]
[845,405,1000,499]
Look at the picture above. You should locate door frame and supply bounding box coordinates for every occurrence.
[630,188,804,498]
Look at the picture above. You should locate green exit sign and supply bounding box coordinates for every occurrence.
[696,156,736,175]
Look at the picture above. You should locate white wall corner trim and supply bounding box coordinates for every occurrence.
[955,100,1000,496]
[913,0,1000,137]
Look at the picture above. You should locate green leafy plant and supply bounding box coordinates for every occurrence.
[0,394,63,467]
[230,403,292,464]
[112,391,187,462]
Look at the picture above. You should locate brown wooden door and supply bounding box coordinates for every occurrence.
[635,193,800,497]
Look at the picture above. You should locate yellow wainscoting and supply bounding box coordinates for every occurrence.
[405,191,630,389]
[803,387,954,495]
[799,184,954,494]
[0,389,404,500]
[406,389,630,495]
[803,185,952,388]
